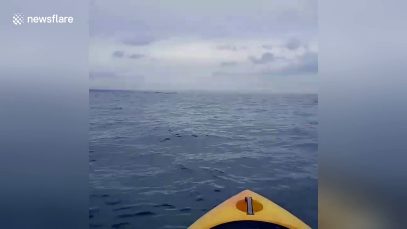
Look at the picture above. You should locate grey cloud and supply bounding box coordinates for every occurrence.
[286,38,301,50]
[112,50,125,58]
[220,61,238,67]
[128,54,145,59]
[249,52,275,64]
[90,0,317,92]
[91,1,317,41]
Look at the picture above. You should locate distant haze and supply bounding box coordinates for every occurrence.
[90,0,318,93]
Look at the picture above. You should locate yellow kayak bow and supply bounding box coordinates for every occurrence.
[189,189,311,229]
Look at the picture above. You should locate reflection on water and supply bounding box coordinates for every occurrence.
[90,90,318,228]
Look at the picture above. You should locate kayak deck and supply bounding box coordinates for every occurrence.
[189,189,311,229]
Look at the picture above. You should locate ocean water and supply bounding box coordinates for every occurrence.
[89,90,318,229]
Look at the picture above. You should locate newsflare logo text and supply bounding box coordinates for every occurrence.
[12,13,74,26]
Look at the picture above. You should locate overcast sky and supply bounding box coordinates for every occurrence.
[90,0,318,93]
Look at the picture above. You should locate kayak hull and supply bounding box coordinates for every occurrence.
[188,190,311,229]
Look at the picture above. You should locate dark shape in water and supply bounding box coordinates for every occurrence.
[213,168,225,174]
[111,222,130,228]
[113,136,125,140]
[118,211,155,218]
[179,207,191,212]
[191,134,198,137]
[154,203,176,209]
[113,205,137,211]
[195,197,204,202]
[214,189,221,192]
[106,200,122,205]
[178,164,189,170]
[154,91,177,94]
[160,137,171,142]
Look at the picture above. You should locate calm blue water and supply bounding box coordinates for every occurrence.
[89,90,318,228]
